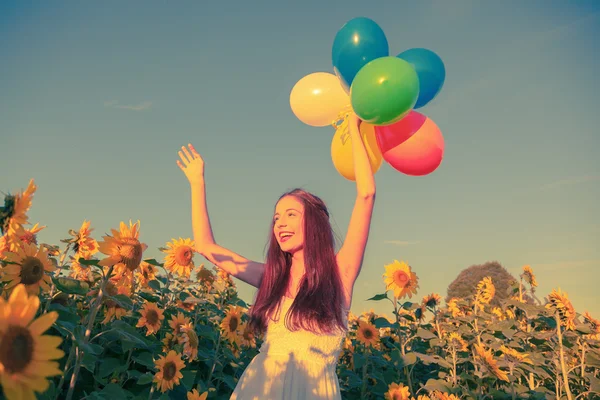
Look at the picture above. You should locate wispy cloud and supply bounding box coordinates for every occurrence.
[536,175,600,191]
[508,259,599,273]
[384,240,421,246]
[104,100,152,111]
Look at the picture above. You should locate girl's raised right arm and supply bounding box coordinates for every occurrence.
[177,144,265,288]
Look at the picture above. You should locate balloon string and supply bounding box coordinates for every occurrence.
[331,104,353,132]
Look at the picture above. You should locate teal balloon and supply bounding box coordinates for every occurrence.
[350,56,420,126]
[332,17,389,92]
[397,48,445,108]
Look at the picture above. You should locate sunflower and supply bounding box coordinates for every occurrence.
[68,255,95,283]
[153,350,185,392]
[491,307,505,320]
[187,388,208,400]
[136,301,164,336]
[220,305,244,344]
[71,220,98,258]
[98,220,147,272]
[162,238,195,278]
[162,333,178,353]
[431,393,460,400]
[0,179,36,238]
[101,284,131,324]
[135,261,158,287]
[546,288,576,330]
[474,276,495,306]
[583,311,600,334]
[445,298,462,318]
[499,345,532,365]
[473,343,509,382]
[180,323,199,360]
[384,382,411,400]
[0,284,64,400]
[238,321,256,348]
[446,332,467,352]
[383,260,419,299]
[13,223,45,248]
[356,319,379,347]
[195,264,215,285]
[1,243,55,295]
[169,312,192,343]
[521,265,537,288]
[0,235,8,256]
[422,293,441,309]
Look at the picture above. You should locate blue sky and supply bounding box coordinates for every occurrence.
[1,0,599,320]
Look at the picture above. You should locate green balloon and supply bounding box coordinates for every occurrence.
[350,56,420,125]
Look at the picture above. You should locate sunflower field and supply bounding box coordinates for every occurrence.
[1,179,599,400]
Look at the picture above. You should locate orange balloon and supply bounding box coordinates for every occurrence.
[331,121,383,181]
[382,116,444,176]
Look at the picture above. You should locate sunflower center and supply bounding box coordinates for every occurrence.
[118,238,143,271]
[363,328,373,340]
[146,309,159,325]
[228,316,239,332]
[0,325,34,374]
[175,246,193,266]
[20,256,45,285]
[392,392,402,400]
[393,271,410,287]
[163,361,177,381]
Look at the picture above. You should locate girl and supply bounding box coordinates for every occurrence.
[177,113,376,399]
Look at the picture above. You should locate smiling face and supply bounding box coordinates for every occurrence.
[273,195,305,254]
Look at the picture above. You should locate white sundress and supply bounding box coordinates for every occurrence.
[230,296,350,399]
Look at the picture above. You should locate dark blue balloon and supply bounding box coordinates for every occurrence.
[397,48,445,108]
[332,17,389,92]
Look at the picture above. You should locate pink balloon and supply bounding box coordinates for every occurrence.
[377,113,444,176]
[374,111,427,153]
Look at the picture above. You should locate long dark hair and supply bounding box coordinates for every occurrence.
[247,188,347,337]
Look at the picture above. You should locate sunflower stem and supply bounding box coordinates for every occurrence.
[555,312,574,400]
[147,384,155,400]
[360,345,371,399]
[43,243,71,314]
[204,288,226,389]
[54,341,76,400]
[65,265,114,400]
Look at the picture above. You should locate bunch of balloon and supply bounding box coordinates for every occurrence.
[332,17,447,177]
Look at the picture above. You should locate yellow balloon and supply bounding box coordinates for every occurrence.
[290,72,349,127]
[331,122,383,181]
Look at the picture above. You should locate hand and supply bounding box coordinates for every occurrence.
[177,144,205,186]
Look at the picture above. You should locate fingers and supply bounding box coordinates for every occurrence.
[181,145,194,162]
[189,143,200,158]
[178,150,190,166]
[176,160,184,170]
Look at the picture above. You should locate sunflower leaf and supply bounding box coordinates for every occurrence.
[148,280,161,291]
[109,320,151,350]
[143,258,163,267]
[77,258,101,267]
[366,293,388,301]
[107,294,134,310]
[52,276,90,296]
[137,372,154,385]
[416,327,437,340]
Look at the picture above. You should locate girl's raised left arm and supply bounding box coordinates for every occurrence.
[337,114,376,290]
